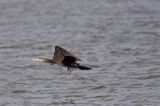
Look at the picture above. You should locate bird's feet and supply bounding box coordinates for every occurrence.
[50,63,54,66]
[67,67,71,74]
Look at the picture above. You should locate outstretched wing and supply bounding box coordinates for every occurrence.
[52,46,81,64]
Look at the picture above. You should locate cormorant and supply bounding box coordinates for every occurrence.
[33,46,91,73]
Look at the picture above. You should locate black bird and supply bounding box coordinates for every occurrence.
[33,46,91,73]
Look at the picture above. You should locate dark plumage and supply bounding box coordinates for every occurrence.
[33,45,91,73]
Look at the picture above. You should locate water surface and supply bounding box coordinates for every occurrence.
[0,0,160,106]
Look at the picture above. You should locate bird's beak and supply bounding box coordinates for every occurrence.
[32,58,44,62]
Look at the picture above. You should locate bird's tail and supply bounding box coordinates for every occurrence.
[78,65,91,70]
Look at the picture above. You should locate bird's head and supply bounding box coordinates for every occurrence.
[33,58,52,63]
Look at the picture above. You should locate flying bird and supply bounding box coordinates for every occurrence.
[33,46,91,73]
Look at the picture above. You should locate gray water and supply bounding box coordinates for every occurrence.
[0,0,160,106]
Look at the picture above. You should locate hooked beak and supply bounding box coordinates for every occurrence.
[32,58,45,62]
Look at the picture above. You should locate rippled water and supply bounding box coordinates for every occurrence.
[0,0,160,106]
